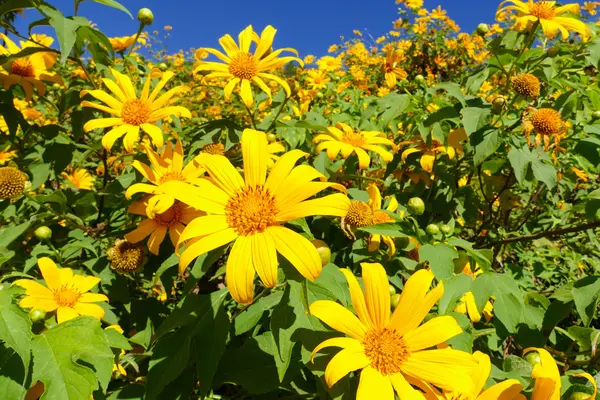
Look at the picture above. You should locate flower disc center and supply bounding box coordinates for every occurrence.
[345,201,374,227]
[11,59,35,78]
[228,52,259,80]
[225,185,278,236]
[122,99,151,126]
[54,287,81,308]
[530,108,564,136]
[0,166,26,199]
[341,130,368,147]
[530,3,556,20]
[154,201,183,226]
[363,327,409,376]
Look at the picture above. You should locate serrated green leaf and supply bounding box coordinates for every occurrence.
[418,243,457,279]
[572,276,600,327]
[0,288,32,368]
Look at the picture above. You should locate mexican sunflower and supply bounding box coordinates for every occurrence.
[422,351,524,400]
[61,167,95,190]
[125,197,204,255]
[81,68,191,152]
[400,128,467,173]
[310,264,478,399]
[314,122,395,169]
[382,50,408,88]
[193,25,303,108]
[12,257,108,324]
[454,263,494,323]
[157,129,350,304]
[0,34,64,101]
[366,184,400,257]
[497,1,590,40]
[125,140,204,217]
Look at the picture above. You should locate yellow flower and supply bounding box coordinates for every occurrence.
[0,34,64,101]
[497,0,590,40]
[0,166,27,199]
[12,257,108,324]
[266,141,285,168]
[382,51,407,88]
[109,33,147,53]
[193,25,302,108]
[422,351,524,400]
[125,197,204,255]
[310,264,478,398]
[316,56,342,72]
[400,128,467,173]
[523,107,565,150]
[81,68,191,152]
[61,168,95,190]
[314,122,395,169]
[572,167,589,182]
[512,73,541,98]
[524,348,561,400]
[305,69,330,90]
[107,240,145,273]
[453,263,494,323]
[304,55,315,64]
[365,185,400,258]
[156,129,350,304]
[0,145,17,165]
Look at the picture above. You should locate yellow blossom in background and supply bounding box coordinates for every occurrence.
[81,68,191,152]
[310,264,478,398]
[193,25,302,108]
[497,0,590,40]
[303,55,315,64]
[317,55,342,72]
[305,69,330,90]
[400,128,467,173]
[12,257,108,324]
[156,129,350,304]
[524,348,561,399]
[314,122,395,169]
[0,145,17,164]
[396,0,424,8]
[0,34,64,101]
[125,140,204,216]
[454,263,494,323]
[108,33,147,53]
[61,168,95,190]
[266,141,285,168]
[382,50,407,88]
[125,197,204,255]
[366,184,400,257]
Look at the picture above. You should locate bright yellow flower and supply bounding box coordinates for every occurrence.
[193,25,302,108]
[310,264,478,398]
[0,166,27,199]
[305,69,330,90]
[0,34,64,101]
[524,348,561,400]
[382,51,408,88]
[125,140,204,217]
[0,145,17,165]
[400,128,467,173]
[266,141,285,168]
[304,55,315,64]
[81,68,191,152]
[125,197,204,255]
[12,257,108,324]
[365,184,399,257]
[316,56,342,72]
[61,168,95,190]
[422,351,524,400]
[157,129,350,304]
[454,263,494,323]
[497,1,590,40]
[109,33,147,53]
[314,122,395,169]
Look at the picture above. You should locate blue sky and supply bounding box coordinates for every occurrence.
[11,0,586,58]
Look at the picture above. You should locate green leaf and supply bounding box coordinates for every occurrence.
[146,329,191,400]
[508,147,531,184]
[0,288,32,368]
[377,93,411,128]
[31,317,113,399]
[39,6,89,64]
[461,107,490,136]
[0,221,31,247]
[530,156,557,189]
[104,328,132,350]
[472,129,501,166]
[0,344,27,400]
[572,276,600,327]
[195,304,230,398]
[472,273,524,333]
[89,0,132,18]
[0,0,35,18]
[439,274,472,315]
[418,243,458,279]
[431,83,466,107]
[358,222,408,237]
[234,291,283,335]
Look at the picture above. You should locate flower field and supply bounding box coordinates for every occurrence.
[2,0,600,399]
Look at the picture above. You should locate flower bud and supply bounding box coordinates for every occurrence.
[137,8,154,25]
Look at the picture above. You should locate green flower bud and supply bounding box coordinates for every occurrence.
[34,226,52,241]
[137,8,154,25]
[311,239,331,267]
[407,197,425,216]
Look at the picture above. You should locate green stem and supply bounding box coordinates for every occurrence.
[126,22,145,57]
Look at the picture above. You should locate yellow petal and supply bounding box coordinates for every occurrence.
[267,226,321,280]
[311,337,362,361]
[102,124,130,151]
[140,123,164,149]
[242,129,268,187]
[19,296,58,311]
[226,236,255,304]
[157,180,228,214]
[478,379,524,400]
[403,316,462,351]
[309,300,367,340]
[265,149,308,194]
[357,367,394,400]
[148,225,167,255]
[73,302,105,319]
[472,351,492,396]
[239,79,254,108]
[38,257,61,290]
[69,275,101,293]
[178,215,230,244]
[340,269,373,328]
[572,373,597,400]
[250,233,278,288]
[367,184,382,210]
[179,228,238,274]
[360,262,390,329]
[194,153,244,196]
[275,193,350,221]
[324,347,370,388]
[79,293,109,303]
[389,373,427,400]
[11,280,53,299]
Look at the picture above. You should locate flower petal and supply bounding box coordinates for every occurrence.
[310,300,367,340]
[11,280,53,299]
[267,226,321,280]
[56,307,80,324]
[403,316,463,352]
[311,337,363,361]
[38,257,61,290]
[73,302,105,319]
[242,129,268,187]
[357,367,394,400]
[324,347,370,388]
[226,236,255,304]
[250,233,278,288]
[179,228,237,274]
[340,269,373,328]
[360,262,390,329]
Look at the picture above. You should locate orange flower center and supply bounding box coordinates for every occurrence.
[158,171,185,184]
[229,52,259,80]
[54,287,81,308]
[225,185,278,236]
[363,327,410,375]
[0,166,26,199]
[11,59,35,78]
[121,99,151,126]
[530,108,564,136]
[341,130,367,147]
[154,201,183,227]
[530,3,556,19]
[202,143,225,155]
[373,210,394,225]
[345,201,374,227]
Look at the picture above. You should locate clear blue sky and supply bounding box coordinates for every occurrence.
[11,0,587,58]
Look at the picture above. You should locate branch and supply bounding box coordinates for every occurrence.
[483,220,600,247]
